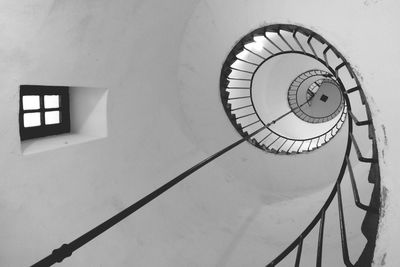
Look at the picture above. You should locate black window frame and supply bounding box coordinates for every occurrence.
[19,85,70,141]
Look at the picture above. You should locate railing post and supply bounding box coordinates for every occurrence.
[337,182,354,267]
[294,237,303,267]
[346,156,378,213]
[316,210,326,267]
[350,133,378,163]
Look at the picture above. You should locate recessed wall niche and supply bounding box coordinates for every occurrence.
[20,86,108,155]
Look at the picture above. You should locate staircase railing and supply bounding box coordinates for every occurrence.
[265,89,379,266]
[220,25,352,154]
[252,24,380,266]
[32,103,302,266]
[31,126,266,266]
[30,24,380,267]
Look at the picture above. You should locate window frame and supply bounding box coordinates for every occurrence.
[19,85,70,141]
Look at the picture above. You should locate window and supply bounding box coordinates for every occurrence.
[19,85,70,140]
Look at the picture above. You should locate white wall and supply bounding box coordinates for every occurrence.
[180,2,399,266]
[0,0,398,266]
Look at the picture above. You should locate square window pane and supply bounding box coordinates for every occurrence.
[22,95,40,110]
[45,111,60,125]
[24,113,41,127]
[44,95,60,108]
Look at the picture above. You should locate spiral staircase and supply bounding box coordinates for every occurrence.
[219,24,380,266]
[219,25,349,154]
[31,25,380,267]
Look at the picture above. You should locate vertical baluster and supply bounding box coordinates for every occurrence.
[292,30,306,54]
[294,237,303,267]
[277,139,287,153]
[307,139,313,151]
[296,141,305,153]
[266,136,280,149]
[316,137,321,148]
[337,182,354,267]
[323,46,330,67]
[260,131,273,144]
[264,32,284,52]
[243,46,266,60]
[278,31,294,50]
[286,141,296,154]
[307,36,318,58]
[316,210,326,267]
[335,62,346,78]
[346,156,377,213]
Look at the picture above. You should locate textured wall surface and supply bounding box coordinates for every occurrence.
[0,0,398,266]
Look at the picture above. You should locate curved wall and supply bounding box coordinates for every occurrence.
[179,0,400,266]
[0,0,397,266]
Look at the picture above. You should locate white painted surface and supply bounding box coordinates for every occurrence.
[21,86,108,155]
[0,0,398,266]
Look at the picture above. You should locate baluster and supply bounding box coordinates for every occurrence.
[316,210,326,267]
[294,237,303,267]
[337,182,354,267]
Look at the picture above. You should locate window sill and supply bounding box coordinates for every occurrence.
[20,86,108,155]
[21,133,106,155]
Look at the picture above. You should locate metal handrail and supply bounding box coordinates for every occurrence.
[31,96,309,266]
[265,111,378,266]
[32,24,380,267]
[31,124,268,267]
[260,24,379,266]
[252,107,347,153]
[350,132,378,163]
[265,117,354,266]
[287,70,345,121]
[346,156,378,214]
[348,110,371,126]
[221,29,350,154]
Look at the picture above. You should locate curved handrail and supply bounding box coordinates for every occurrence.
[221,47,348,153]
[265,97,378,266]
[31,24,380,267]
[254,106,346,143]
[288,71,345,122]
[266,104,354,266]
[260,24,380,266]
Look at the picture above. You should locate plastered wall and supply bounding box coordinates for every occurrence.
[0,0,398,266]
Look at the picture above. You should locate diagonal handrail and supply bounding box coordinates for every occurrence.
[32,127,264,267]
[32,131,260,266]
[32,96,312,266]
